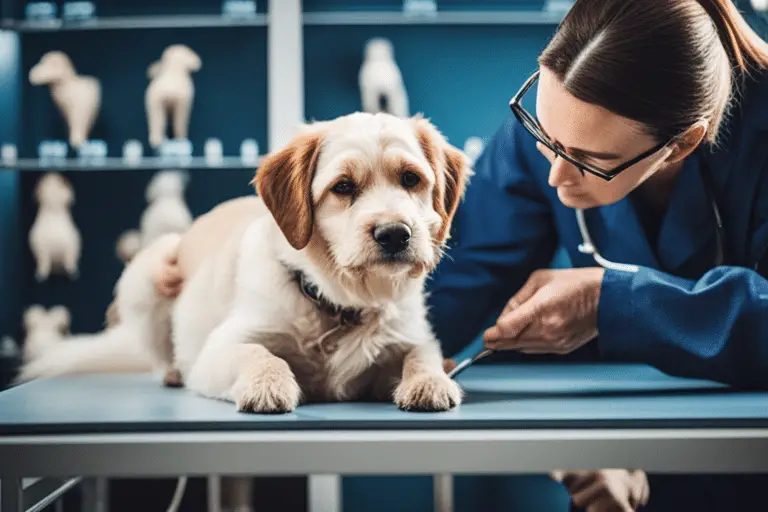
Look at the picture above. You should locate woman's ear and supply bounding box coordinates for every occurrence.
[252,131,325,250]
[665,121,708,164]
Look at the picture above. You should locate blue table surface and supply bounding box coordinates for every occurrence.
[1,364,766,435]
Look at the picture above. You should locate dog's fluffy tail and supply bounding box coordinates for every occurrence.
[15,325,153,383]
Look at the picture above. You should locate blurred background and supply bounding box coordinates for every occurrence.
[2,0,768,511]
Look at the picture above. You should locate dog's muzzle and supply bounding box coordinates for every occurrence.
[373,222,411,257]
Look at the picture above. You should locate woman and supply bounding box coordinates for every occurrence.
[427,0,768,509]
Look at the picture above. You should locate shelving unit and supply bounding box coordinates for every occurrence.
[2,13,269,31]
[302,9,566,25]
[0,156,264,171]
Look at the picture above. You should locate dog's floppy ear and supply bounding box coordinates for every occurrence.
[23,305,46,331]
[252,130,325,250]
[147,60,162,79]
[48,306,70,333]
[412,115,472,244]
[181,46,201,73]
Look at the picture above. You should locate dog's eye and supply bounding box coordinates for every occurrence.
[401,171,421,189]
[331,180,356,196]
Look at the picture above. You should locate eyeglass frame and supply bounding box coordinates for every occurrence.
[509,69,673,182]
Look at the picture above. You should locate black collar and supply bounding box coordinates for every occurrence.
[287,267,364,327]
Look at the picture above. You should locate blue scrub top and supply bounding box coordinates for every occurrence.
[426,69,768,389]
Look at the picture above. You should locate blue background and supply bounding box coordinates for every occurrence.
[2,1,768,511]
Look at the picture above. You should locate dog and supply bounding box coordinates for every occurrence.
[29,51,101,149]
[359,38,409,119]
[29,172,82,281]
[145,45,201,148]
[19,111,471,512]
[20,111,472,409]
[21,304,70,363]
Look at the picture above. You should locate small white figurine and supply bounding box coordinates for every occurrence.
[116,229,142,265]
[22,304,70,363]
[29,172,81,281]
[464,136,485,164]
[145,44,201,148]
[29,51,101,149]
[359,37,409,118]
[139,170,193,248]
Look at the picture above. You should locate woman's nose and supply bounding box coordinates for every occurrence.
[548,157,581,187]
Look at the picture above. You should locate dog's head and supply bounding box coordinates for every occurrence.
[35,172,74,208]
[29,51,76,85]
[254,112,472,285]
[157,44,201,74]
[364,37,395,62]
[146,169,189,203]
[23,305,70,336]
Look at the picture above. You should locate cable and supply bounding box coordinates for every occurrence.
[166,476,188,512]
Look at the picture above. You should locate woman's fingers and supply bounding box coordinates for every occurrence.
[483,298,538,346]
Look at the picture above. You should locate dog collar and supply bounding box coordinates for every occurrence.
[287,267,364,327]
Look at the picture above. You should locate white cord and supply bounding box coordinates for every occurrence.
[575,208,640,273]
[166,476,188,512]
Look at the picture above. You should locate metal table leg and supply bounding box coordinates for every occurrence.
[433,474,453,512]
[207,475,221,512]
[308,475,341,512]
[1,478,23,512]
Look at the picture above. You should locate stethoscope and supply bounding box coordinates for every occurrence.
[448,162,727,379]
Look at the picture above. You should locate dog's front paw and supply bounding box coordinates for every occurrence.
[231,358,301,414]
[394,372,462,412]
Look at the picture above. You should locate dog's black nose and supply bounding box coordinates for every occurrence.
[373,222,411,254]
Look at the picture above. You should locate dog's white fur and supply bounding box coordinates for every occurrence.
[18,233,180,381]
[145,45,201,148]
[21,112,472,408]
[19,112,471,512]
[29,172,82,281]
[29,51,101,149]
[22,305,70,363]
[359,38,409,119]
[140,170,194,248]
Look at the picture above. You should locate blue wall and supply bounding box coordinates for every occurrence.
[0,29,20,385]
[15,26,268,337]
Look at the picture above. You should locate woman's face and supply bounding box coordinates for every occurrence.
[534,67,676,209]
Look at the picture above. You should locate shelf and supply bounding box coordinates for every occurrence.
[302,8,569,25]
[1,14,268,32]
[0,156,264,171]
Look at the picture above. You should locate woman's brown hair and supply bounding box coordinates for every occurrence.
[538,0,768,145]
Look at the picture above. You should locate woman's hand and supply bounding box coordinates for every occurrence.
[552,469,650,512]
[483,268,605,354]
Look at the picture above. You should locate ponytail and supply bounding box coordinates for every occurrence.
[697,0,768,74]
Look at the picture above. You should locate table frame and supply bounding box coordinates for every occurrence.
[3,427,768,512]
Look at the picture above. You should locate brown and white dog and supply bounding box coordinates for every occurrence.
[19,111,472,414]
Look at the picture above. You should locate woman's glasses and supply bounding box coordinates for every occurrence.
[509,69,670,182]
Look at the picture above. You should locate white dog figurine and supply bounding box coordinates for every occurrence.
[116,229,142,265]
[29,172,81,281]
[145,45,201,149]
[140,170,193,248]
[22,304,70,363]
[359,38,409,118]
[29,51,101,149]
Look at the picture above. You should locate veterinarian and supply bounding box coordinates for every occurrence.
[427,0,768,510]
